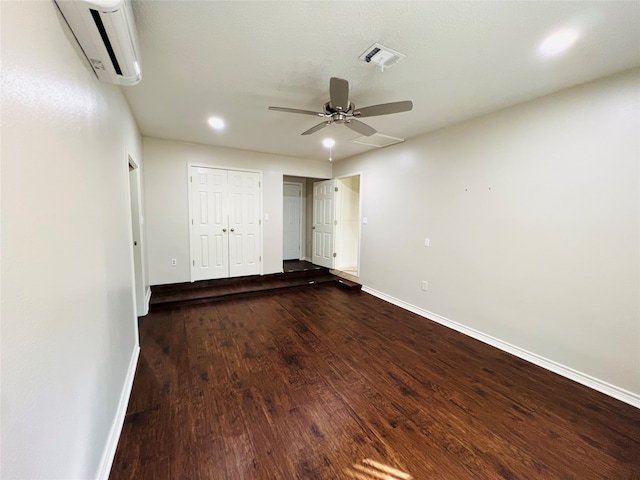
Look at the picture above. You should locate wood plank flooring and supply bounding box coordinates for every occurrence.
[283,260,325,273]
[110,285,640,479]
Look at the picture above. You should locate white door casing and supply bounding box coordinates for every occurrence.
[190,166,261,281]
[312,179,338,269]
[283,183,302,260]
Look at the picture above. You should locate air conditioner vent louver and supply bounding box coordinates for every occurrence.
[90,8,123,75]
[54,0,142,86]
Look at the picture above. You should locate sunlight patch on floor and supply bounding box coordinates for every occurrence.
[345,458,413,480]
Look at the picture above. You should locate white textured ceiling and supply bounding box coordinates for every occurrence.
[124,1,640,162]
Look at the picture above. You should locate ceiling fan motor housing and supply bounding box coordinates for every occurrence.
[324,101,353,116]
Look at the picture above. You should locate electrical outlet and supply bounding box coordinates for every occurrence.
[171,259,177,266]
[421,280,428,292]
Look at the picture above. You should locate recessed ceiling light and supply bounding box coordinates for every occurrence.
[538,29,579,57]
[207,116,225,130]
[322,138,335,149]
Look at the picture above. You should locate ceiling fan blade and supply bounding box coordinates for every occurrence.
[345,119,377,136]
[269,106,324,117]
[301,121,331,135]
[354,100,413,118]
[329,77,350,111]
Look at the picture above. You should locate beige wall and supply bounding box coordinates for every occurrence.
[1,1,144,478]
[334,69,640,402]
[144,138,331,284]
[336,175,360,270]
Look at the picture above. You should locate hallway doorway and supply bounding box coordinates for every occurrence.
[283,182,303,260]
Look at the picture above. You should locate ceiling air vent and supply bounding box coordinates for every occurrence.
[359,43,406,70]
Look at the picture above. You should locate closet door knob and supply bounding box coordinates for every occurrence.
[230,228,235,233]
[223,228,227,233]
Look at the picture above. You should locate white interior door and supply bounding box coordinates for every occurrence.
[228,170,261,277]
[283,183,302,260]
[191,167,229,281]
[312,179,338,269]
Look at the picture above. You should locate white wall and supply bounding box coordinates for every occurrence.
[1,1,144,478]
[333,69,640,403]
[144,137,331,285]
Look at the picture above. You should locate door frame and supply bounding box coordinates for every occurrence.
[334,171,362,278]
[127,154,148,317]
[283,181,304,261]
[187,162,263,282]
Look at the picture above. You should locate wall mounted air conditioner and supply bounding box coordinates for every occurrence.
[54,0,142,85]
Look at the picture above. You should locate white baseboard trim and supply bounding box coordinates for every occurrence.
[362,286,640,409]
[96,344,141,480]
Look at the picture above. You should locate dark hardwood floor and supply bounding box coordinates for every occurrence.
[283,260,324,273]
[110,285,640,479]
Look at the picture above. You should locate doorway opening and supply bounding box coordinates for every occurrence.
[282,175,324,272]
[128,155,148,316]
[282,174,361,279]
[333,174,360,279]
[283,181,303,261]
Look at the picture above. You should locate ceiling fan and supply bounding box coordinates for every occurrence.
[268,77,413,136]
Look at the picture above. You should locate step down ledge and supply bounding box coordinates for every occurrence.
[150,281,339,311]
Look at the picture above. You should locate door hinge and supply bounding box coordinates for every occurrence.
[192,260,195,266]
[334,220,338,226]
[190,176,192,182]
[259,181,261,187]
[259,219,261,225]
[191,219,193,225]
[333,252,337,258]
[259,256,262,262]
[335,186,338,192]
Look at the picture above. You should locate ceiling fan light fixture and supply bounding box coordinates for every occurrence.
[322,138,335,162]
[359,43,406,69]
[268,77,412,137]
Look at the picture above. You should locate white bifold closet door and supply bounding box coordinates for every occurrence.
[190,166,261,281]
